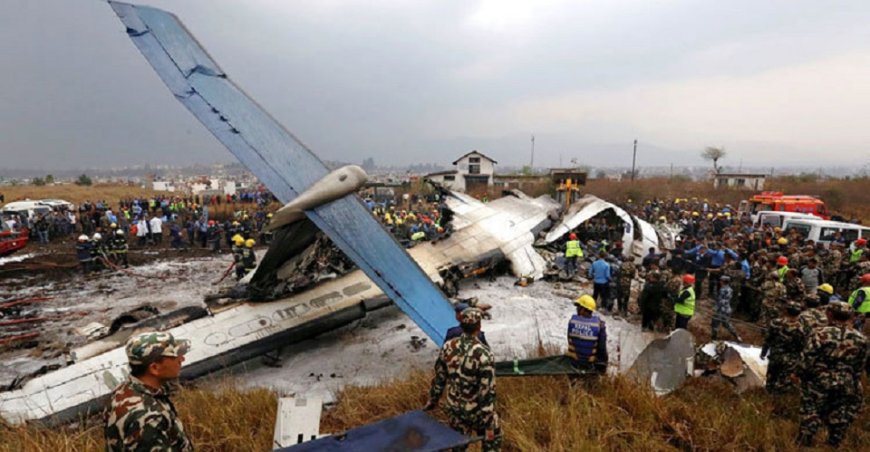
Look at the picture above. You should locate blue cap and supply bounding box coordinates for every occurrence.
[454,303,470,313]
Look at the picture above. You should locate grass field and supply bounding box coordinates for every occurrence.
[2,371,867,451]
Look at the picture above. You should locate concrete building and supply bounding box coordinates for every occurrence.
[425,150,497,193]
[713,173,767,190]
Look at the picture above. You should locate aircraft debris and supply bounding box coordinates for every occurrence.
[626,329,695,395]
[698,342,767,394]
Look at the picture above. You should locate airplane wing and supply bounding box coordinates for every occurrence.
[109,2,455,345]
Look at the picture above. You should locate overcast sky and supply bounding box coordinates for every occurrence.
[2,0,869,170]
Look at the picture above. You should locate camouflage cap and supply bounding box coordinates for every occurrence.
[126,332,191,366]
[827,301,853,319]
[459,308,483,325]
[785,299,803,312]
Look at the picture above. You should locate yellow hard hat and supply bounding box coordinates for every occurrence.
[818,283,834,295]
[232,221,240,226]
[777,237,788,245]
[692,211,699,217]
[233,234,244,246]
[574,294,596,312]
[267,213,273,218]
[110,223,117,228]
[245,239,255,248]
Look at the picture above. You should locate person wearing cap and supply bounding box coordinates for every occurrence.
[797,302,867,447]
[105,332,193,452]
[673,274,696,330]
[444,302,489,345]
[760,270,787,326]
[567,295,608,374]
[849,238,866,264]
[426,308,501,451]
[799,291,829,337]
[847,273,870,328]
[564,232,583,277]
[761,299,804,394]
[711,274,741,341]
[76,234,95,274]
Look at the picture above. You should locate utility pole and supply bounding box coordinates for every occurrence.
[530,134,535,169]
[631,139,637,181]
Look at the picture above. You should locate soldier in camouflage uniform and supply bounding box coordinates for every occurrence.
[761,300,804,393]
[797,302,868,447]
[105,332,192,452]
[616,259,637,316]
[825,243,844,288]
[760,271,786,327]
[661,271,682,333]
[426,308,501,451]
[798,294,829,337]
[639,264,666,330]
[783,269,806,302]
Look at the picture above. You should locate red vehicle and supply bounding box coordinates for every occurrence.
[0,225,28,257]
[738,192,830,220]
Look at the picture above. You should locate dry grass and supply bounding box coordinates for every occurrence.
[2,370,867,451]
[1,183,165,207]
[0,383,277,452]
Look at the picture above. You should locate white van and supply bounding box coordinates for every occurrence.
[753,211,817,229]
[781,218,870,244]
[0,200,53,223]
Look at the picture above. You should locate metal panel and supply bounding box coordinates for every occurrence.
[108,2,454,345]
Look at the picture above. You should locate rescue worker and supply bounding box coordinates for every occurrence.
[105,332,193,452]
[566,295,608,374]
[847,273,870,328]
[639,263,666,329]
[588,251,612,310]
[673,274,696,330]
[799,292,829,337]
[711,275,741,341]
[761,300,804,393]
[76,234,94,274]
[616,258,637,317]
[206,220,221,252]
[90,232,105,271]
[426,308,501,451]
[111,229,129,268]
[241,239,257,276]
[797,302,867,447]
[231,234,246,280]
[776,255,789,283]
[445,302,489,345]
[760,270,786,326]
[849,238,866,264]
[564,232,583,277]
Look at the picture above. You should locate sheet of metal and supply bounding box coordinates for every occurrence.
[544,195,635,258]
[109,2,455,345]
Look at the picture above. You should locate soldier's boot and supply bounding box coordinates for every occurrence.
[826,422,849,447]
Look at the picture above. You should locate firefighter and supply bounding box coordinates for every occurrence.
[76,235,94,273]
[241,239,257,277]
[231,235,246,280]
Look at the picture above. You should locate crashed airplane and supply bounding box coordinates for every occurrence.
[0,2,701,425]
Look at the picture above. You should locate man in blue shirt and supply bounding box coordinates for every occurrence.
[588,251,613,311]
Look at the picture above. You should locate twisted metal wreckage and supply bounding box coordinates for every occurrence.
[0,2,765,428]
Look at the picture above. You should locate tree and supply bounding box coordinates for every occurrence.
[701,146,726,174]
[75,174,93,186]
[32,177,45,186]
[44,174,55,184]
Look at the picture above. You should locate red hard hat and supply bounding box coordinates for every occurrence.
[682,274,695,285]
[569,233,577,240]
[856,238,867,246]
[208,220,215,226]
[776,256,788,266]
[861,273,870,285]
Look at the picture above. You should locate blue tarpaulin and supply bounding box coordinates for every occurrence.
[278,411,471,452]
[108,2,455,346]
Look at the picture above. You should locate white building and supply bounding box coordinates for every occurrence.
[713,173,767,190]
[425,150,497,192]
[152,181,175,192]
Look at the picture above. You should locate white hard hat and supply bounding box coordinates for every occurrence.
[115,229,124,236]
[93,233,102,240]
[78,234,88,241]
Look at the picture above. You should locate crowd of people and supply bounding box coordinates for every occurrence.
[366,193,454,245]
[558,197,868,447]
